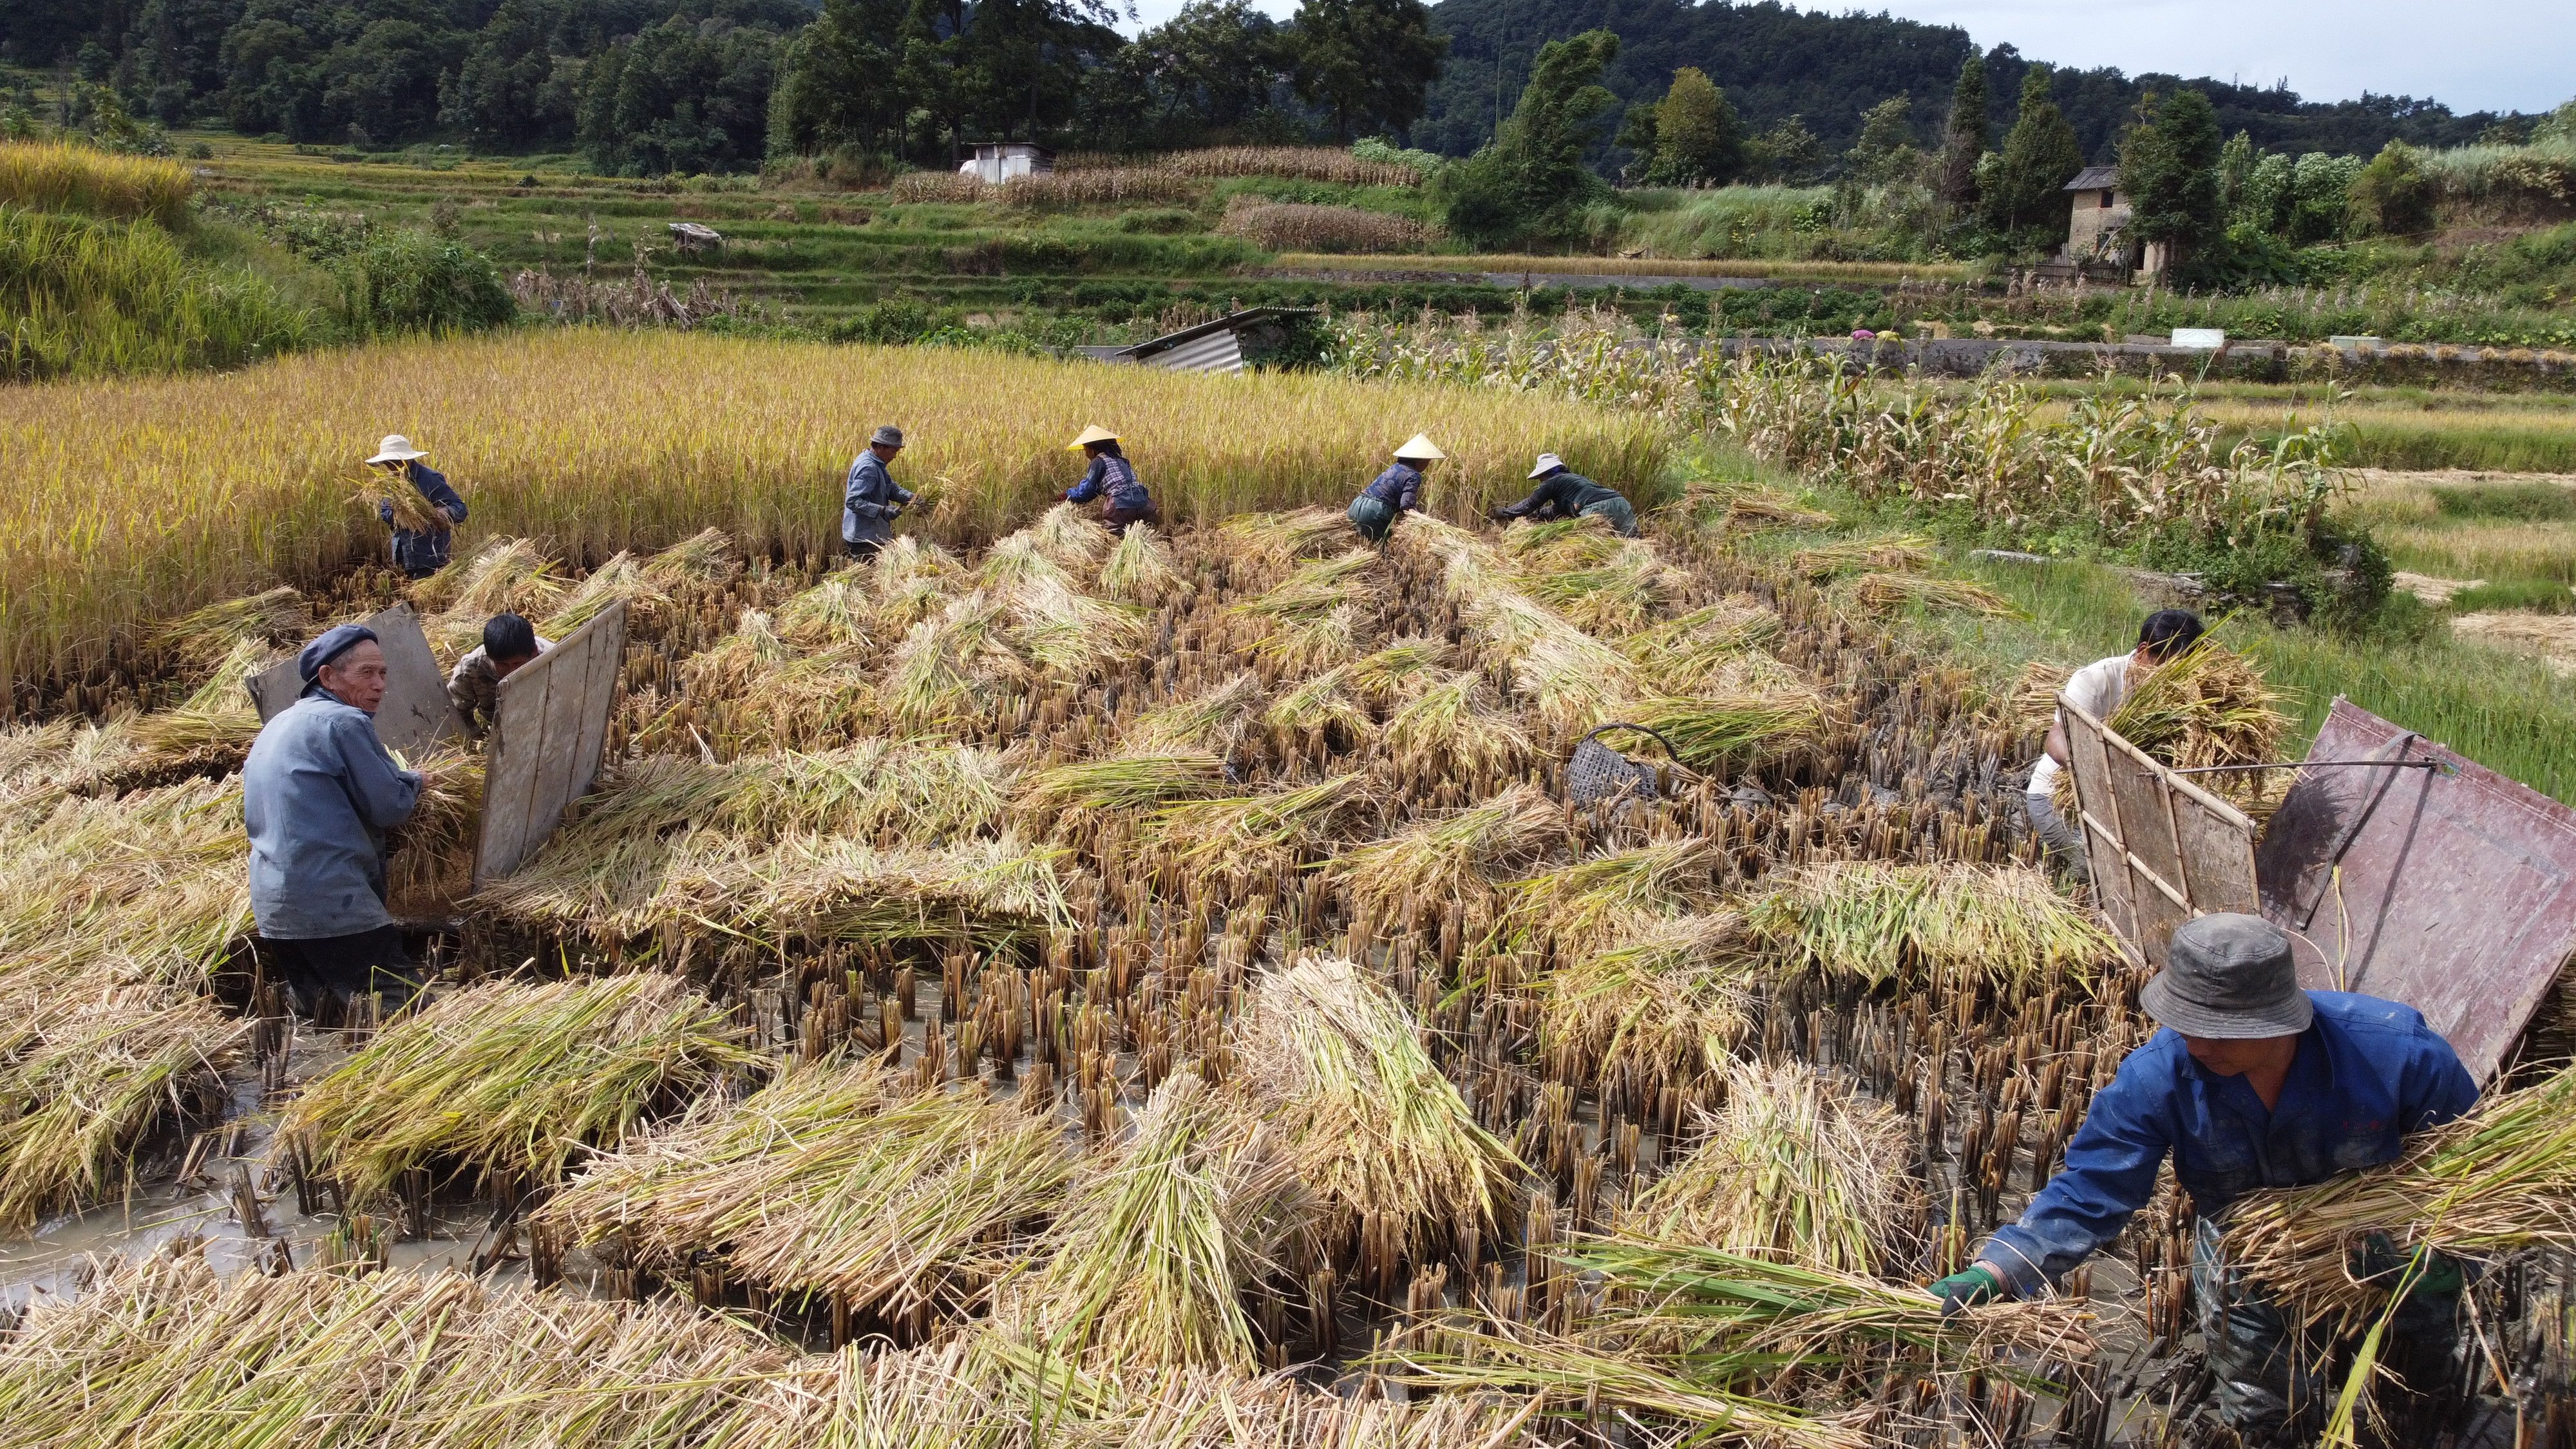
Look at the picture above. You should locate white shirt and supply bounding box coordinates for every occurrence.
[2028,654,2135,797]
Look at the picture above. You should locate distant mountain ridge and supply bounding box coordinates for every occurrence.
[1413,0,2537,164]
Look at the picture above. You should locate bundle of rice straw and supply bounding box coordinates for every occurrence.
[1508,838,1721,957]
[1145,773,1368,874]
[2220,1061,2576,1332]
[147,585,310,677]
[1008,1072,1297,1372]
[881,593,1039,731]
[1017,752,1229,828]
[1538,913,1750,1086]
[1789,534,1935,581]
[1232,957,1521,1258]
[1518,540,1672,636]
[543,1059,1075,1320]
[538,550,673,638]
[1625,692,1830,772]
[869,536,966,634]
[0,985,243,1235]
[2102,634,2289,782]
[638,525,741,585]
[383,747,484,913]
[1850,572,2023,619]
[1027,501,1117,571]
[1260,666,1373,744]
[1217,507,1350,576]
[1747,861,2118,997]
[1129,673,1267,756]
[1231,550,1379,621]
[1347,636,1450,705]
[421,538,565,652]
[272,974,764,1205]
[0,775,251,994]
[1321,784,1562,922]
[1497,515,1629,569]
[1395,513,1638,734]
[1377,672,1533,784]
[1099,522,1189,605]
[1620,1061,1924,1275]
[1620,599,1787,695]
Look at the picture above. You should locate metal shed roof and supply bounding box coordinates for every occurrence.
[2066,165,2122,192]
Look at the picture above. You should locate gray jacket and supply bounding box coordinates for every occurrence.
[243,693,425,939]
[842,450,914,545]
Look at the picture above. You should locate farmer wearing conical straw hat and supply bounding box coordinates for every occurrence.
[1347,433,1443,544]
[1063,424,1157,533]
[1487,453,1636,537]
[1936,913,2476,1439]
[368,434,467,580]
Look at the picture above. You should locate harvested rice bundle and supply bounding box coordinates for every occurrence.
[1519,541,1672,636]
[639,525,741,585]
[1100,521,1189,605]
[2221,1061,2576,1332]
[1011,1072,1295,1372]
[540,550,673,637]
[1444,568,1636,735]
[550,742,1012,851]
[383,747,482,912]
[1747,861,2117,997]
[1622,1061,1924,1275]
[1348,636,1450,704]
[1497,515,1628,569]
[0,985,243,1235]
[1622,598,1783,680]
[1245,602,1361,674]
[1218,507,1352,576]
[1508,838,1721,956]
[2012,659,2072,734]
[872,536,966,632]
[884,593,1037,731]
[1321,784,1562,922]
[1721,490,1837,531]
[992,569,1147,680]
[1231,551,1381,628]
[0,775,251,994]
[1233,957,1520,1258]
[1625,692,1830,772]
[1018,752,1229,826]
[1146,773,1368,873]
[544,1059,1076,1319]
[1788,534,1935,581]
[1537,913,1750,1086]
[1027,501,1117,571]
[422,538,566,652]
[650,833,1073,946]
[109,637,276,782]
[147,584,310,677]
[1391,670,1525,784]
[682,609,796,699]
[2102,634,2289,779]
[272,974,765,1205]
[1850,572,2023,619]
[1130,673,1266,756]
[775,569,872,647]
[1261,665,1373,744]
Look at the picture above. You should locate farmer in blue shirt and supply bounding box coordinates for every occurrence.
[243,623,428,1019]
[1935,913,2478,1437]
[1347,433,1443,543]
[1488,453,1637,536]
[843,424,915,561]
[1063,424,1157,533]
[369,434,468,579]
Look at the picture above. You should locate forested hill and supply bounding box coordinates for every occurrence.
[1414,0,2530,162]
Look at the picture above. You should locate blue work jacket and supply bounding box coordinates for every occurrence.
[1360,462,1424,512]
[377,461,466,574]
[243,692,425,940]
[842,450,915,544]
[1978,990,2477,1295]
[1066,455,1149,512]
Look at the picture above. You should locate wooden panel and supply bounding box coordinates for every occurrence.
[472,601,627,887]
[248,603,461,755]
[2063,701,2259,972]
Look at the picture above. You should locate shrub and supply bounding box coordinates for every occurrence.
[1115,209,1200,234]
[334,229,516,337]
[0,209,310,381]
[2350,141,2436,238]
[1352,137,1444,178]
[1217,201,1441,253]
[0,141,194,229]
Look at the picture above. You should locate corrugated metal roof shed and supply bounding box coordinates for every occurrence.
[1108,307,1314,375]
[2066,165,2122,192]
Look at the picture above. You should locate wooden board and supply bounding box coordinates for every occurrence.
[2063,700,2259,971]
[248,602,460,755]
[2256,698,2576,1084]
[471,601,627,888]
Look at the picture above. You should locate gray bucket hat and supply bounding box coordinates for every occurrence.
[2139,913,2314,1039]
[871,424,905,448]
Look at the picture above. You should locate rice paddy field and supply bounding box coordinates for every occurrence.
[3,334,2575,1448]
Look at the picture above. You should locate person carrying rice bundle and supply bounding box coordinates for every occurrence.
[1934,913,2477,1441]
[1487,453,1636,536]
[368,433,467,580]
[1063,424,1157,533]
[1347,433,1444,544]
[243,624,430,1018]
[842,424,915,562]
[2025,608,2202,880]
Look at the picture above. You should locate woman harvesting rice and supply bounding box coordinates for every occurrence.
[1063,425,1157,533]
[1346,433,1444,544]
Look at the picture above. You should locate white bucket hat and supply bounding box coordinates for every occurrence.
[1527,452,1566,480]
[368,433,428,464]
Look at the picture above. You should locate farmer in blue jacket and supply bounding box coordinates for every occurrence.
[369,434,468,579]
[1935,913,2478,1437]
[243,623,428,1019]
[1347,433,1443,543]
[843,424,914,561]
[1063,424,1157,533]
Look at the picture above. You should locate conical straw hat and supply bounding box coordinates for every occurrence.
[1393,433,1445,460]
[1066,424,1119,450]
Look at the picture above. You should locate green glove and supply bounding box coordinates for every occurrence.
[1931,1264,2005,1316]
[2353,1233,2466,1299]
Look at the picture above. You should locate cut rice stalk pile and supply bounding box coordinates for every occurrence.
[1260,665,1372,744]
[1850,572,2024,619]
[1100,521,1188,605]
[1537,913,1750,1086]
[1518,540,1672,635]
[1379,670,1533,781]
[543,1059,1075,1320]
[1625,692,1830,772]
[1128,673,1266,756]
[1747,860,2117,997]
[1233,956,1520,1258]
[1320,783,1563,922]
[1621,1061,1923,1275]
[1621,600,1787,695]
[1232,550,1381,624]
[0,775,251,995]
[1507,837,1721,956]
[1395,513,1637,735]
[0,985,243,1235]
[1217,507,1351,577]
[2221,1061,2576,1332]
[1789,535,1935,581]
[1018,752,1229,827]
[1145,773,1368,873]
[422,537,567,654]
[1028,501,1117,571]
[1009,1072,1295,1372]
[147,584,310,678]
[271,974,765,1206]
[2102,633,2291,784]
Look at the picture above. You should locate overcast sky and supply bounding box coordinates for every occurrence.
[1118,0,2573,117]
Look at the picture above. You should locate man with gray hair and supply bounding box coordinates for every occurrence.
[1931,913,2477,1437]
[842,424,914,561]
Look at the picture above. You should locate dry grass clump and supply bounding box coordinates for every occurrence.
[1009,1072,1296,1372]
[1218,202,1442,254]
[272,974,765,1205]
[544,1059,1076,1320]
[1850,572,2024,618]
[1622,1061,1924,1275]
[1538,913,1749,1086]
[1790,535,1936,581]
[1321,783,1562,921]
[1747,861,2117,997]
[2221,1061,2576,1332]
[0,985,243,1235]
